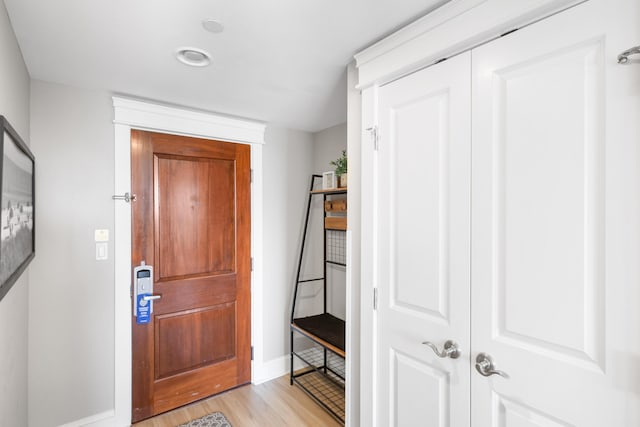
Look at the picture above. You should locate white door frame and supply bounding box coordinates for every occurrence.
[110,97,265,426]
[353,0,584,425]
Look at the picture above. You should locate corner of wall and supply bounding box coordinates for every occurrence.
[0,1,31,426]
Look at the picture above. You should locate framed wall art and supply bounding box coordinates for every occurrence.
[322,171,336,190]
[0,116,35,302]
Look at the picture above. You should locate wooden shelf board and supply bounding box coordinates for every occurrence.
[291,314,346,358]
[311,188,347,195]
[292,325,345,358]
[325,217,347,231]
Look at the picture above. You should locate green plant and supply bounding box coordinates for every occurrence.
[331,149,348,176]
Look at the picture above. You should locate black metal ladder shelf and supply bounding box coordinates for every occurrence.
[290,174,347,424]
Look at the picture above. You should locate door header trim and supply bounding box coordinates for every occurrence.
[353,0,584,89]
[112,96,266,145]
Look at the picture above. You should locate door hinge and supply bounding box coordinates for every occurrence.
[112,192,136,203]
[366,126,379,151]
[251,346,254,361]
[250,168,254,183]
[251,257,254,271]
[373,288,378,310]
[500,28,518,38]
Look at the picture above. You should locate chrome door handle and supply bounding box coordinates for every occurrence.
[475,353,509,378]
[142,294,161,301]
[618,45,640,64]
[421,340,461,359]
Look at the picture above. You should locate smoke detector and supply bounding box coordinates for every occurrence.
[202,19,224,33]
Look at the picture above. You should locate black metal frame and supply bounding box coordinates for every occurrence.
[0,116,35,303]
[289,175,347,424]
[290,336,345,423]
[290,175,321,323]
[290,175,347,323]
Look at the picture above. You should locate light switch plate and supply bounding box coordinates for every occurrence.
[96,242,108,260]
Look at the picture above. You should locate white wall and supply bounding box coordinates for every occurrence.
[28,81,115,427]
[0,1,30,426]
[262,126,314,362]
[313,123,347,177]
[313,123,347,320]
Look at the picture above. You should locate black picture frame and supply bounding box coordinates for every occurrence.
[0,116,35,302]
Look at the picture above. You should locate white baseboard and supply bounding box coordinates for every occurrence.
[57,410,116,427]
[252,355,290,385]
[59,357,299,426]
[252,355,305,385]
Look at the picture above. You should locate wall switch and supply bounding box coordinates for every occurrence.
[94,229,109,242]
[96,242,108,260]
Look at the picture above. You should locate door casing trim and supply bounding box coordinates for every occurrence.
[111,96,265,426]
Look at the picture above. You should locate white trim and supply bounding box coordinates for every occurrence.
[57,410,115,427]
[111,96,265,426]
[355,0,487,66]
[113,124,132,427]
[252,355,307,385]
[359,85,378,427]
[249,143,265,388]
[345,230,355,426]
[345,61,362,427]
[354,0,584,88]
[112,97,265,145]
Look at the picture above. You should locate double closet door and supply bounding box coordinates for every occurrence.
[374,0,640,425]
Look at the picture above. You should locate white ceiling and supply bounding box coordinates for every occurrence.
[4,0,449,132]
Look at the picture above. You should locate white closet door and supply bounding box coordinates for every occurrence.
[471,0,640,425]
[376,52,471,427]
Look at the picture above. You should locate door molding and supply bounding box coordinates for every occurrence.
[354,0,584,89]
[111,96,265,426]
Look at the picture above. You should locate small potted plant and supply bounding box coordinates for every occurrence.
[331,149,348,188]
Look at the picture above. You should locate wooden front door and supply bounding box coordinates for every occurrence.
[131,130,251,422]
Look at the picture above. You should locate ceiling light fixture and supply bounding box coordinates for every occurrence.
[176,47,211,67]
[202,19,224,33]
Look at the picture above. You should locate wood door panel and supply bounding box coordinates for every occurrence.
[153,358,240,414]
[156,155,236,279]
[132,131,155,266]
[154,274,236,314]
[131,129,251,422]
[151,133,240,160]
[155,302,236,379]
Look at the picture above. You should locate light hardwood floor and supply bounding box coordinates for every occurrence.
[133,375,342,427]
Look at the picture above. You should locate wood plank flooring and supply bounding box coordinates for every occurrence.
[133,375,342,427]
